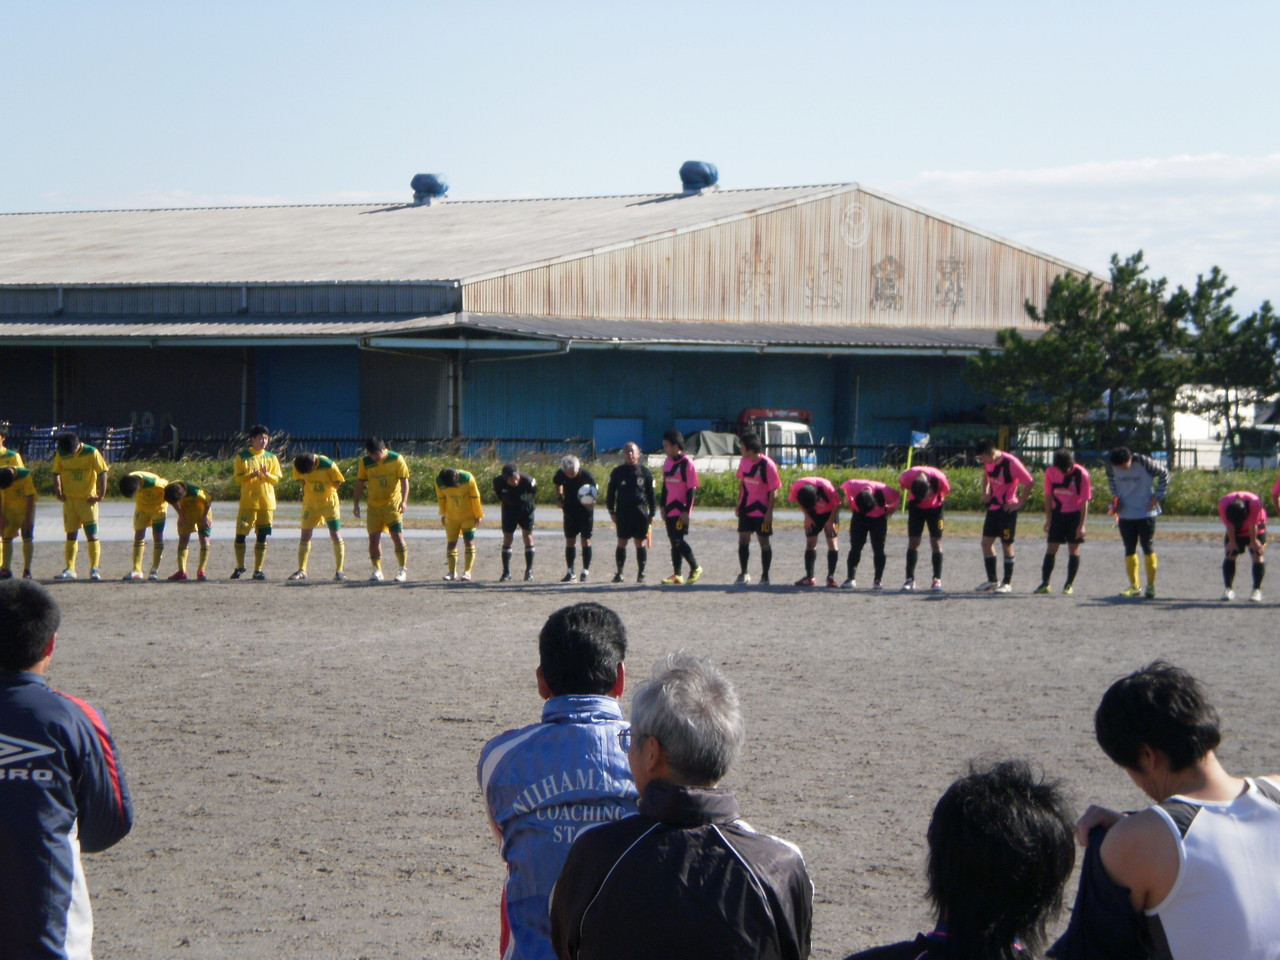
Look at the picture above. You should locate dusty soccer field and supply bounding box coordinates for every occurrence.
[40,519,1279,959]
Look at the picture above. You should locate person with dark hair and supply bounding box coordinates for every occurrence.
[354,437,411,582]
[289,452,347,581]
[788,476,841,587]
[0,579,134,958]
[1217,490,1265,602]
[52,432,108,581]
[494,463,538,582]
[230,425,281,580]
[735,432,782,585]
[974,439,1034,593]
[839,478,900,589]
[553,455,596,583]
[1106,446,1169,598]
[435,464,483,581]
[659,430,703,585]
[163,480,214,580]
[551,651,813,960]
[1053,661,1280,960]
[0,464,37,580]
[119,470,169,581]
[846,760,1075,960]
[478,602,637,960]
[898,464,950,591]
[1035,448,1092,595]
[606,443,655,583]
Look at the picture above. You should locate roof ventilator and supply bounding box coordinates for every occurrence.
[679,161,719,195]
[411,173,448,206]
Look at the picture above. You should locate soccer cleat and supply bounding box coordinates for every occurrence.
[995,583,1012,594]
[288,570,308,581]
[460,571,472,581]
[168,571,189,581]
[872,580,883,591]
[1034,583,1052,594]
[1061,583,1073,595]
[55,568,77,580]
[229,567,245,580]
[686,566,703,585]
[1249,588,1263,603]
[1120,585,1143,598]
[394,568,407,583]
[826,576,839,588]
[252,571,266,581]
[560,570,575,583]
[371,570,385,581]
[148,569,160,581]
[499,571,513,582]
[758,575,770,586]
[579,570,590,583]
[524,569,534,582]
[840,578,856,588]
[123,571,143,581]
[1144,585,1156,599]
[636,572,645,583]
[734,572,751,585]
[930,577,943,592]
[196,569,207,581]
[1221,588,1236,601]
[975,580,999,592]
[662,574,684,585]
[22,570,32,579]
[0,569,11,580]
[794,576,816,587]
[333,571,346,581]
[611,572,625,583]
[901,578,915,592]
[441,572,454,581]
[89,568,101,582]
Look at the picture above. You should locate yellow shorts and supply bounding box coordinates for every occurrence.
[366,503,403,534]
[444,517,478,541]
[177,503,213,537]
[236,508,274,537]
[302,504,341,530]
[62,499,100,535]
[133,507,168,532]
[2,504,32,539]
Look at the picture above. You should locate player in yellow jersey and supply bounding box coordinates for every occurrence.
[163,481,213,581]
[435,467,484,581]
[353,437,411,582]
[231,425,281,580]
[0,466,37,579]
[52,432,108,581]
[290,453,347,581]
[118,471,169,581]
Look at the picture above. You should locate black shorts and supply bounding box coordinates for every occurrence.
[981,509,1019,543]
[501,506,535,535]
[615,511,651,541]
[849,513,888,546]
[906,504,944,540]
[664,514,691,541]
[1047,511,1085,545]
[1225,525,1267,552]
[563,511,594,541]
[737,513,773,536]
[1118,517,1157,555]
[805,513,838,538]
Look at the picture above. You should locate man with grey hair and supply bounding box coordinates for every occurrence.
[550,651,813,959]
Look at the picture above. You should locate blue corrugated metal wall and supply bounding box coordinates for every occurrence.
[838,356,979,446]
[256,347,360,437]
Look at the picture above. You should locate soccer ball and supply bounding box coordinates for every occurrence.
[578,485,598,507]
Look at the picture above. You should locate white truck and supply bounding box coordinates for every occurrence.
[646,409,818,472]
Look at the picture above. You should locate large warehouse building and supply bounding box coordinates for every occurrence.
[0,170,1086,456]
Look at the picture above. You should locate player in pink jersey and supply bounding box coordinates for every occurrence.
[839,479,900,589]
[735,432,781,585]
[898,465,949,591]
[1035,448,1092,595]
[659,430,703,585]
[975,438,1034,593]
[1218,491,1266,602]
[788,477,840,587]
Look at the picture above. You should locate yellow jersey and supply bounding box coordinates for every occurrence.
[0,446,23,471]
[3,467,37,503]
[53,444,108,499]
[234,447,281,510]
[436,470,484,524]
[177,483,213,523]
[128,471,169,513]
[295,456,345,512]
[356,451,410,509]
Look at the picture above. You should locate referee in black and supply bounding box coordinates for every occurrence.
[606,442,656,583]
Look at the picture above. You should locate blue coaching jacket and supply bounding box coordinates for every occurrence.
[478,695,638,960]
[0,671,134,960]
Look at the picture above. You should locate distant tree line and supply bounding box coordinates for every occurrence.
[968,251,1278,465]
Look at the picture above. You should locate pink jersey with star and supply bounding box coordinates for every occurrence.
[661,454,700,517]
[1218,491,1266,531]
[983,452,1033,510]
[737,454,782,516]
[840,479,900,518]
[899,466,949,510]
[1044,464,1092,514]
[788,477,839,519]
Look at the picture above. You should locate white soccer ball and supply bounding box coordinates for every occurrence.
[578,484,598,507]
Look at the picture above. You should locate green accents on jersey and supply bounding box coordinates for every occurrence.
[81,444,99,455]
[363,454,377,467]
[238,449,254,460]
[141,475,159,488]
[458,470,472,483]
[14,467,30,480]
[385,451,401,462]
[239,448,275,460]
[317,455,334,469]
[186,483,204,499]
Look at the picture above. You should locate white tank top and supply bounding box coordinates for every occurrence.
[1146,776,1280,960]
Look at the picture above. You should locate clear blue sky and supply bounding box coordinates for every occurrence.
[3,0,1276,308]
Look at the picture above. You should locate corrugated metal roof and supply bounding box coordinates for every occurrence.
[0,185,854,285]
[0,314,450,345]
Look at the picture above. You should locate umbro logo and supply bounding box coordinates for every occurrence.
[0,732,56,766]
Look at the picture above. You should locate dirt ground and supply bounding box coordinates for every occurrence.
[36,514,1280,960]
